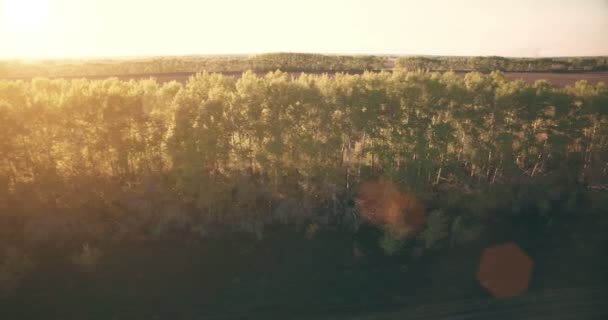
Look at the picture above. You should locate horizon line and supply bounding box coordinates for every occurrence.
[1,52,608,62]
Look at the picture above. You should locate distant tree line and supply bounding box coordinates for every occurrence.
[396,56,608,72]
[3,54,607,80]
[0,53,385,78]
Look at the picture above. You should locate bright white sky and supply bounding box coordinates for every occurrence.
[0,0,607,58]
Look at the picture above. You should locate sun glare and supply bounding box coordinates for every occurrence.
[1,0,50,33]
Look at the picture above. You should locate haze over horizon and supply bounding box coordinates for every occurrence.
[1,0,607,59]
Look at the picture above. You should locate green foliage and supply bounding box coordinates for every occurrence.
[0,71,606,247]
[422,210,450,250]
[379,227,411,256]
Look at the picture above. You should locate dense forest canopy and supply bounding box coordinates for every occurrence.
[1,70,607,303]
[1,70,607,239]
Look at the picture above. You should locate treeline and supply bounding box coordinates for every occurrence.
[4,54,607,80]
[396,56,608,72]
[1,71,607,295]
[0,53,385,78]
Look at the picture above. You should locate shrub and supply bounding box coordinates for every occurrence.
[422,210,450,251]
[379,227,411,256]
